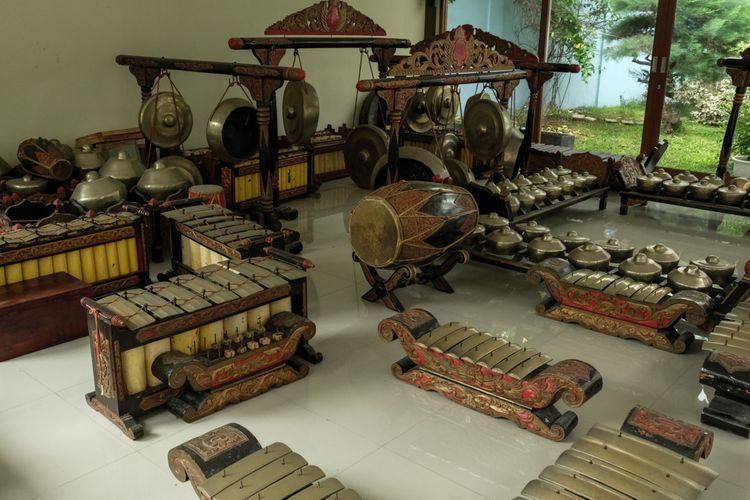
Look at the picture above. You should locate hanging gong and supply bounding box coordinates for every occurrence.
[206,98,259,163]
[465,91,491,114]
[369,146,449,189]
[358,92,388,130]
[344,124,389,189]
[463,99,512,161]
[429,132,461,160]
[503,127,525,175]
[404,92,433,134]
[444,158,475,186]
[425,86,459,125]
[139,92,194,148]
[283,81,320,144]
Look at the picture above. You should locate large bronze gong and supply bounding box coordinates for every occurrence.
[344,124,389,189]
[463,99,511,161]
[465,91,491,114]
[503,127,525,175]
[349,180,478,268]
[283,81,320,144]
[444,158,475,186]
[404,92,433,133]
[426,86,459,125]
[206,98,259,163]
[139,92,194,148]
[358,92,388,130]
[370,146,449,189]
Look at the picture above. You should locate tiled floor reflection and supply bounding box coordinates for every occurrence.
[1,178,748,499]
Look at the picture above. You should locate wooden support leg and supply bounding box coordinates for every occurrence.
[598,190,608,211]
[416,249,469,294]
[353,252,413,312]
[619,193,630,215]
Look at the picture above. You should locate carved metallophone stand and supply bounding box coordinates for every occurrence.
[168,423,360,500]
[378,309,602,441]
[701,269,750,437]
[353,249,468,312]
[516,406,717,498]
[528,258,716,354]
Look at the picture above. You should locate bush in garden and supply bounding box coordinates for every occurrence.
[673,79,735,126]
[733,110,750,158]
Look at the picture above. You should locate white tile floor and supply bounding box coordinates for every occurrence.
[1,178,749,500]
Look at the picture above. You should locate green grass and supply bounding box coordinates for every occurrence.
[542,104,727,172]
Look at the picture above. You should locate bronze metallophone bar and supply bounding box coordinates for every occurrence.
[83,253,317,439]
[516,406,717,499]
[0,211,148,296]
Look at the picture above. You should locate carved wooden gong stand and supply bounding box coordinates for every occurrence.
[116,55,306,231]
[227,0,411,204]
[356,25,580,184]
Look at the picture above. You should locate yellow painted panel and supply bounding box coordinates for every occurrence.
[38,256,54,276]
[127,238,139,273]
[5,263,23,284]
[21,259,39,280]
[144,338,171,387]
[116,240,130,275]
[105,242,120,278]
[171,329,199,355]
[80,247,96,283]
[52,253,68,274]
[66,250,83,280]
[122,347,147,395]
[0,267,5,286]
[199,320,224,351]
[93,244,109,282]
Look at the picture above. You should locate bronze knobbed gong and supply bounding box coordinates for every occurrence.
[139,92,194,148]
[344,124,389,189]
[282,81,320,144]
[404,91,434,133]
[425,85,459,125]
[463,98,511,161]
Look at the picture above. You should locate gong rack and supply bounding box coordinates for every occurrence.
[116,54,305,231]
[226,0,411,202]
[355,25,580,187]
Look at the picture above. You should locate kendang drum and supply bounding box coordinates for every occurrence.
[188,184,226,207]
[349,180,478,268]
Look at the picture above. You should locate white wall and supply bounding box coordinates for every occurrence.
[0,0,425,163]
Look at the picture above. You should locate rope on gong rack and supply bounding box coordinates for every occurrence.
[351,48,367,128]
[364,48,389,132]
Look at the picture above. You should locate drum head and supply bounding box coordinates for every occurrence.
[349,197,400,268]
[404,92,433,134]
[345,125,389,189]
[283,81,320,144]
[463,99,511,161]
[139,92,193,148]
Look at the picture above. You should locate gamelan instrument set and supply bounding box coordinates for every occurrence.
[3,0,750,497]
[82,249,318,439]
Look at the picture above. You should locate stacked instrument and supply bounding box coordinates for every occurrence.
[378,309,602,441]
[169,423,360,499]
[0,211,148,295]
[83,252,317,439]
[516,406,717,499]
[701,269,750,437]
[310,127,348,182]
[161,204,301,273]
